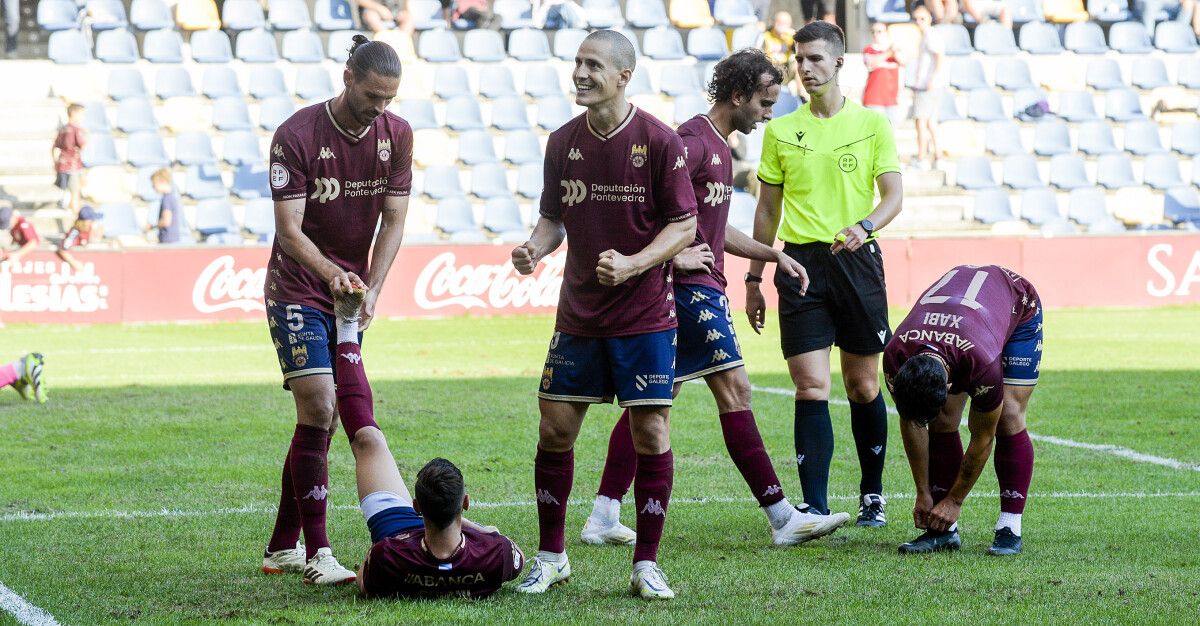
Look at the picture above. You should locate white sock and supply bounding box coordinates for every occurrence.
[590,495,619,525]
[536,550,567,563]
[764,498,794,530]
[948,522,958,532]
[10,358,25,378]
[336,318,359,344]
[996,512,1022,536]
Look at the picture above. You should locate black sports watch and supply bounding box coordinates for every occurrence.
[858,219,876,237]
[744,272,763,284]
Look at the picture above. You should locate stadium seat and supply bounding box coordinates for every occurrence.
[984,121,1026,156]
[1003,154,1045,189]
[688,27,729,60]
[204,231,244,245]
[713,0,757,26]
[394,99,438,130]
[973,188,1015,223]
[248,66,288,100]
[994,58,1035,91]
[222,0,265,30]
[1085,58,1124,91]
[620,66,652,97]
[537,96,574,130]
[503,130,542,165]
[1008,0,1045,22]
[1155,21,1199,53]
[1164,187,1200,226]
[130,166,160,202]
[1105,89,1145,121]
[94,29,139,63]
[1057,91,1100,123]
[1019,187,1061,224]
[1049,154,1091,189]
[142,28,183,62]
[424,166,465,199]
[456,130,499,165]
[553,28,588,60]
[445,97,485,131]
[470,163,510,199]
[1143,153,1185,189]
[295,66,335,101]
[175,0,221,30]
[950,58,987,91]
[974,21,1019,54]
[412,128,453,166]
[258,96,296,131]
[1131,57,1170,90]
[38,0,81,31]
[509,28,552,61]
[419,28,463,62]
[1087,0,1130,20]
[660,64,702,96]
[1124,120,1167,156]
[433,66,471,99]
[175,132,216,166]
[491,96,532,130]
[1066,187,1108,225]
[673,94,707,125]
[730,22,760,50]
[194,198,237,237]
[327,29,363,61]
[101,203,141,237]
[268,0,312,30]
[1063,20,1107,53]
[435,196,476,233]
[1019,21,1064,54]
[236,28,279,63]
[82,134,121,167]
[643,25,686,60]
[956,156,998,189]
[725,191,754,232]
[126,131,169,167]
[1033,119,1072,156]
[373,29,417,60]
[191,29,233,63]
[1077,120,1120,155]
[1038,218,1077,235]
[185,164,227,199]
[108,69,148,100]
[669,0,714,27]
[1096,153,1137,188]
[202,68,242,99]
[409,0,446,29]
[242,197,275,240]
[1013,87,1049,120]
[939,91,963,121]
[1108,21,1152,53]
[482,196,525,234]
[1171,122,1200,156]
[88,0,130,30]
[154,67,196,99]
[282,29,325,63]
[967,88,1006,122]
[627,0,669,27]
[212,94,256,129]
[494,0,534,28]
[935,23,972,55]
[313,0,354,30]
[81,102,111,135]
[773,91,801,117]
[583,0,625,28]
[463,29,506,62]
[516,162,543,197]
[115,98,159,133]
[1171,59,1200,90]
[479,66,518,98]
[222,130,262,166]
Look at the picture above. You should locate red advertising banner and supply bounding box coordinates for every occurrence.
[1,234,1197,324]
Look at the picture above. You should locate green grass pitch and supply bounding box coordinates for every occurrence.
[1,306,1198,624]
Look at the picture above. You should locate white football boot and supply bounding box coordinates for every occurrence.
[772,507,852,546]
[516,554,571,593]
[630,561,675,600]
[262,542,306,574]
[580,516,637,545]
[302,547,357,585]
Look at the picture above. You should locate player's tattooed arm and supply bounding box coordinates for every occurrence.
[273,197,362,293]
[512,216,566,275]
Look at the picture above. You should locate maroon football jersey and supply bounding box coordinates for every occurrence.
[674,115,734,291]
[884,265,1040,412]
[540,106,698,337]
[361,527,525,599]
[267,100,413,314]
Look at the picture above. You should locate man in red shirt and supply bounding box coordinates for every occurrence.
[862,21,902,125]
[1,206,40,265]
[52,104,88,215]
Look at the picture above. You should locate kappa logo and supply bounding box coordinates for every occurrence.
[560,179,586,206]
[272,338,282,349]
[690,290,708,303]
[272,144,285,159]
[630,143,648,167]
[377,138,392,162]
[634,374,649,391]
[871,445,883,455]
[973,385,994,397]
[310,178,340,203]
[340,352,362,365]
[568,148,583,161]
[673,155,686,170]
[999,490,1026,500]
[711,349,732,362]
[318,146,336,160]
[303,485,329,501]
[761,485,782,497]
[640,498,666,516]
[536,489,560,505]
[711,154,722,166]
[698,309,717,322]
[704,329,725,343]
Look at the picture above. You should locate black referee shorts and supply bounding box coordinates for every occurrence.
[775,241,891,358]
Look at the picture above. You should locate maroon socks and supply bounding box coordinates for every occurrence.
[534,447,574,553]
[632,450,673,563]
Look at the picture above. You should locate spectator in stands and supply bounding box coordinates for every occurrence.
[52,104,88,216]
[761,11,795,76]
[924,0,960,23]
[55,206,103,272]
[0,206,40,265]
[357,0,416,34]
[961,0,1011,27]
[2,0,18,55]
[148,168,185,244]
[800,0,836,24]
[1137,0,1200,38]
[442,0,500,28]
[863,21,902,125]
[532,0,587,28]
[910,4,945,171]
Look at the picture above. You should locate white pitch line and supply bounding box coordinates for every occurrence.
[0,582,61,626]
[749,385,1200,473]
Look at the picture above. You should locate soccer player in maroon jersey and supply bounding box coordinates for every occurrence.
[510,30,698,600]
[883,265,1041,556]
[260,35,413,585]
[581,49,852,548]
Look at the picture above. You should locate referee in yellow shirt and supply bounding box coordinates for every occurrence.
[746,21,904,529]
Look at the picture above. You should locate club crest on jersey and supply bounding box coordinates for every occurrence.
[568,148,583,161]
[630,143,648,167]
[292,344,308,368]
[377,138,391,162]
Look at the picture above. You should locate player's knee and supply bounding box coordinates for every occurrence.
[712,376,753,412]
[628,409,670,450]
[792,377,830,401]
[538,418,577,450]
[350,426,386,453]
[845,378,881,404]
[295,395,336,429]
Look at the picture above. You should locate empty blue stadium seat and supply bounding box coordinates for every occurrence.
[1019,20,1063,54]
[82,134,120,167]
[1077,120,1120,155]
[222,130,263,166]
[132,166,161,201]
[994,58,1035,91]
[509,27,552,61]
[773,90,800,117]
[258,96,296,131]
[232,163,269,199]
[425,166,465,199]
[1088,0,1130,20]
[644,25,685,60]
[457,130,499,165]
[1172,122,1200,156]
[1032,119,1072,156]
[1067,187,1108,225]
[126,131,169,167]
[87,0,129,30]
[326,29,362,61]
[95,29,138,63]
[974,21,1018,54]
[1039,218,1076,236]
[433,66,471,99]
[865,0,909,22]
[269,0,312,29]
[295,66,335,100]
[627,0,669,27]
[583,0,624,28]
[185,164,228,199]
[936,23,972,55]
[243,198,275,240]
[973,188,1015,223]
[984,121,1026,156]
[1164,187,1200,225]
[728,191,755,231]
[82,102,111,134]
[504,130,542,164]
[494,0,535,28]
[236,28,278,62]
[688,27,729,60]
[516,162,543,197]
[1178,59,1200,88]
[108,68,147,100]
[194,199,237,236]
[175,132,217,166]
[713,0,757,26]
[956,156,998,189]
[967,88,1006,122]
[1108,21,1152,53]
[38,0,81,31]
[409,0,446,29]
[206,232,245,245]
[1105,89,1145,121]
[1085,58,1124,90]
[1096,153,1137,188]
[1003,154,1044,189]
[1143,153,1185,189]
[553,28,588,60]
[154,66,196,99]
[950,57,987,91]
[248,66,288,100]
[1124,120,1166,155]
[939,91,963,121]
[660,64,701,96]
[1019,187,1060,224]
[101,203,141,237]
[464,29,506,62]
[395,99,438,130]
[517,65,560,99]
[313,0,354,30]
[1064,20,1107,53]
[1008,0,1043,22]
[445,96,485,131]
[115,98,158,132]
[483,197,525,233]
[470,163,510,199]
[1131,57,1170,90]
[537,96,573,130]
[222,0,265,30]
[491,96,532,130]
[203,68,243,99]
[282,29,325,62]
[139,28,181,62]
[419,28,462,62]
[435,196,475,232]
[1049,154,1091,189]
[1155,21,1198,53]
[213,94,253,128]
[673,95,707,124]
[1057,91,1100,122]
[191,29,233,63]
[130,0,171,30]
[1013,88,1049,121]
[480,66,518,98]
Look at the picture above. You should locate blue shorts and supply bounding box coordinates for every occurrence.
[362,491,425,543]
[266,300,361,390]
[1001,306,1042,386]
[537,328,677,407]
[673,284,744,382]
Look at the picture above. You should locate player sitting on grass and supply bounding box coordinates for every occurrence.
[332,286,526,598]
[0,352,47,404]
[884,265,1040,557]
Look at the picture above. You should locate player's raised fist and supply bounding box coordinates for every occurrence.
[673,243,715,274]
[511,242,538,275]
[596,249,638,286]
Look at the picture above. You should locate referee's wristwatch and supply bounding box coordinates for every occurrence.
[744,272,763,284]
[857,219,876,238]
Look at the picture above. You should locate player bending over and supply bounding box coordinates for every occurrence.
[884,265,1040,556]
[0,352,47,403]
[582,49,849,548]
[331,288,525,598]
